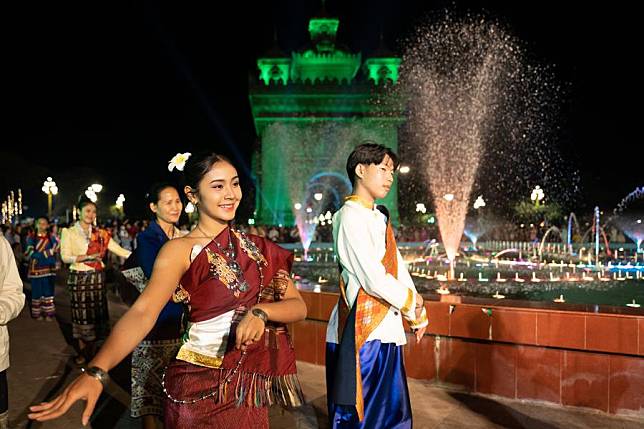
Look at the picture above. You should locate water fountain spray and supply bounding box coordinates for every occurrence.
[401,16,537,277]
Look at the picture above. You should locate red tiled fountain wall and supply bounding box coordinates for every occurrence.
[290,291,644,417]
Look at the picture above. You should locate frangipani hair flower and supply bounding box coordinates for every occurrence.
[168,152,191,172]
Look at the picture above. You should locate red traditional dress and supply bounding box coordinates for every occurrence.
[163,227,304,428]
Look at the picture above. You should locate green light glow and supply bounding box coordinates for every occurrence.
[291,51,361,83]
[364,58,401,84]
[257,58,290,86]
[308,18,339,49]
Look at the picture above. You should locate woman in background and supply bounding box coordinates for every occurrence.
[24,216,59,320]
[60,198,131,364]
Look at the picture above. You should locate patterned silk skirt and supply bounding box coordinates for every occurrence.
[67,269,110,342]
[163,359,269,429]
[131,338,182,418]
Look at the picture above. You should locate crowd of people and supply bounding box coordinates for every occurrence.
[3,213,633,278]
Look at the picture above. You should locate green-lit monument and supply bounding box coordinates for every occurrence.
[249,12,405,230]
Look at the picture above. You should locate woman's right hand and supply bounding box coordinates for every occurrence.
[77,253,99,262]
[414,293,424,319]
[28,373,103,426]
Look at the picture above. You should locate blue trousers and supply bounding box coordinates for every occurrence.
[326,340,412,428]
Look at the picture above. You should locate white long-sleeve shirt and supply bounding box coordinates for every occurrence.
[60,223,131,271]
[0,236,25,371]
[326,200,423,346]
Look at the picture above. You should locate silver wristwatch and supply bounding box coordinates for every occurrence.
[251,307,268,323]
[82,366,110,387]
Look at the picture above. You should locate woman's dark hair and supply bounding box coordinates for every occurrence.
[77,196,97,211]
[145,182,178,205]
[183,152,234,191]
[346,141,400,187]
[145,182,180,219]
[35,215,50,223]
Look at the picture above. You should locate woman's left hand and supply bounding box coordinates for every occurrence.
[235,311,265,349]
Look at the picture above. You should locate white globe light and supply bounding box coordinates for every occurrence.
[294,203,302,210]
[313,193,323,201]
[399,165,410,174]
[91,184,103,193]
[473,195,486,209]
[443,193,455,202]
[185,202,195,214]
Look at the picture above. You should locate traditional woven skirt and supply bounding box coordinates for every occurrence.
[29,276,56,318]
[67,269,109,342]
[163,360,269,429]
[131,338,182,418]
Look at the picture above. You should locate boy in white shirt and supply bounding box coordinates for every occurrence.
[326,142,428,428]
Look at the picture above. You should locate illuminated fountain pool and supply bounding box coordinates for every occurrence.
[292,242,644,310]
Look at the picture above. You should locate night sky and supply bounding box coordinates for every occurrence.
[3,1,642,221]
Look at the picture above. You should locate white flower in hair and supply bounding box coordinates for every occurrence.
[168,152,192,172]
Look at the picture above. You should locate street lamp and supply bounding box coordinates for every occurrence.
[399,165,411,174]
[85,188,97,203]
[473,195,486,209]
[530,185,544,207]
[84,183,102,203]
[116,194,125,209]
[294,203,302,210]
[313,193,323,201]
[443,193,455,202]
[42,177,59,218]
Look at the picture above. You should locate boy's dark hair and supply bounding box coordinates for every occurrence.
[346,141,399,187]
